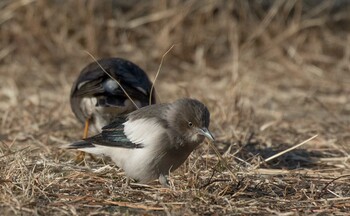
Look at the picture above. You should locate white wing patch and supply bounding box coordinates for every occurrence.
[136,86,147,95]
[77,80,90,90]
[123,118,166,148]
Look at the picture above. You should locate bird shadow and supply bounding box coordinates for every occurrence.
[217,139,339,170]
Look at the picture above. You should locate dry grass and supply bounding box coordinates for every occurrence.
[1,0,350,215]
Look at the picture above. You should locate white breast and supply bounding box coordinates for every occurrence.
[121,118,168,182]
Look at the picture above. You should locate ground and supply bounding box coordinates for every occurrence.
[0,1,349,215]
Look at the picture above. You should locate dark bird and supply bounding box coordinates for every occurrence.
[64,98,214,186]
[70,57,156,139]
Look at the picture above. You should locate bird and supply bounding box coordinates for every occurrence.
[70,58,156,160]
[64,98,214,186]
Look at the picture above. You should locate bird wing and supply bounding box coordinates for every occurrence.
[70,58,155,106]
[68,116,167,149]
[85,117,143,148]
[72,77,105,97]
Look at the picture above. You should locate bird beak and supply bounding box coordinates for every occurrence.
[198,127,215,141]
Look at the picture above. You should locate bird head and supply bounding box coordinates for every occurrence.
[168,98,214,144]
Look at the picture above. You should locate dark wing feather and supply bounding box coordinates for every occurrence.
[70,58,156,107]
[66,140,95,149]
[81,117,142,149]
[73,77,105,97]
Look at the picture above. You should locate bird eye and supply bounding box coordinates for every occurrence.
[188,122,193,127]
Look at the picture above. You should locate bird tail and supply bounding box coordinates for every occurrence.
[61,140,95,149]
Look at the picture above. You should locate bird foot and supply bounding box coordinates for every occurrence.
[74,151,97,164]
[122,177,131,189]
[75,151,86,163]
[159,174,175,190]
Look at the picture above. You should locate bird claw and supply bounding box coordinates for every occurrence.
[75,151,97,164]
[75,151,86,163]
[122,177,131,189]
[159,174,175,190]
[158,174,169,187]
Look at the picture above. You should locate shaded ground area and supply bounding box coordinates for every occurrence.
[0,1,349,215]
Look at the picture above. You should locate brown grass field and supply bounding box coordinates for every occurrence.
[1,0,350,215]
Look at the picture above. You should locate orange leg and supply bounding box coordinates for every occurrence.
[83,118,90,139]
[75,118,90,162]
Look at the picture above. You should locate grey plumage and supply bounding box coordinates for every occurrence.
[65,98,214,186]
[70,57,156,134]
